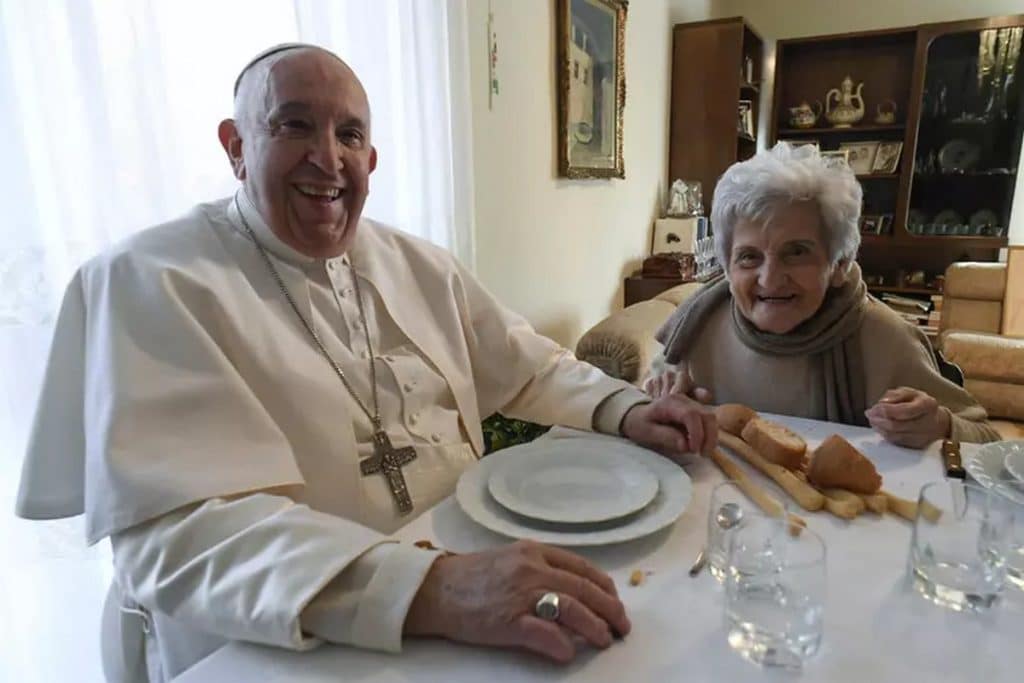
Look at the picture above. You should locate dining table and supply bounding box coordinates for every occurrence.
[174,414,1024,682]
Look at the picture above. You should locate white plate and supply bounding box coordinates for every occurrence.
[966,440,1024,487]
[486,446,659,524]
[456,436,692,546]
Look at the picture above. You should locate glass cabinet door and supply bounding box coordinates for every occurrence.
[908,25,1023,240]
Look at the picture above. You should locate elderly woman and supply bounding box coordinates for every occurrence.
[646,142,999,447]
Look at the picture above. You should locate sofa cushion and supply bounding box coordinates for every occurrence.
[963,379,1024,422]
[944,262,1007,300]
[941,297,1003,334]
[654,281,705,307]
[941,331,1024,384]
[576,299,675,383]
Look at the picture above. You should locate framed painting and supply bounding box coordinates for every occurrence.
[556,0,627,179]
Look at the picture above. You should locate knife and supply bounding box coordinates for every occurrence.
[941,439,965,479]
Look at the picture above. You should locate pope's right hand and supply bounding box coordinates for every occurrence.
[403,540,630,663]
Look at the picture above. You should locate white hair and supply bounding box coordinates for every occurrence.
[710,142,862,269]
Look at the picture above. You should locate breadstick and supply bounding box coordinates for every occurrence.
[718,431,825,511]
[708,448,807,534]
[819,488,865,519]
[882,490,943,523]
[859,492,888,515]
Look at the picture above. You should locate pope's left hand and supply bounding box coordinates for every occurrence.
[864,386,951,449]
[621,394,717,461]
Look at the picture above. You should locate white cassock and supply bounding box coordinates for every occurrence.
[16,189,648,682]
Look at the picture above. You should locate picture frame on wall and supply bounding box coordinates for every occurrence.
[871,141,904,174]
[838,141,881,175]
[556,0,628,179]
[821,149,851,167]
[781,139,820,151]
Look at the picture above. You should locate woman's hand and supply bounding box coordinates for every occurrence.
[404,540,630,663]
[865,387,951,449]
[621,394,717,459]
[642,364,713,404]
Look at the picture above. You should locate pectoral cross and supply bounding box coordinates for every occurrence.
[360,429,418,514]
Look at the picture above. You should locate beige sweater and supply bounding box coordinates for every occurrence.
[658,297,999,443]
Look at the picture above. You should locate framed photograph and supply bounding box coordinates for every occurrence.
[871,141,903,174]
[821,149,851,167]
[556,0,627,179]
[738,100,754,138]
[838,141,881,175]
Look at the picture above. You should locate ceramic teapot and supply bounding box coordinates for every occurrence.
[874,99,898,125]
[788,101,822,129]
[825,75,865,128]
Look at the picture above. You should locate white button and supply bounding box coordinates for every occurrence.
[431,433,442,443]
[409,412,419,425]
[336,288,346,298]
[403,383,413,393]
[326,261,335,271]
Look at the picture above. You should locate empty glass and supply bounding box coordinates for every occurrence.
[993,481,1024,591]
[910,480,1014,611]
[724,515,826,669]
[707,480,787,582]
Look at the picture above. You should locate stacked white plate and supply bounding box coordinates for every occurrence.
[455,430,692,546]
[966,440,1024,488]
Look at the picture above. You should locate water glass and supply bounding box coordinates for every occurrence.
[910,480,1013,611]
[993,481,1024,591]
[707,480,787,582]
[724,515,826,669]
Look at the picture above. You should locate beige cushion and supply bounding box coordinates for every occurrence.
[654,281,705,307]
[944,262,1006,300]
[576,299,675,383]
[941,297,1003,334]
[942,331,1024,384]
[963,379,1024,421]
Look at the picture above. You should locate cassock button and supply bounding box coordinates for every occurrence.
[431,433,442,443]
[403,383,413,393]
[326,261,334,271]
[409,412,419,425]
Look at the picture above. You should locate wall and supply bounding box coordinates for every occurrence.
[468,0,703,347]
[704,0,1024,246]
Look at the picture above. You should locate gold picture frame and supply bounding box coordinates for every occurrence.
[556,0,627,179]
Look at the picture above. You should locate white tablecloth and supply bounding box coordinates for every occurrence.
[175,415,1024,682]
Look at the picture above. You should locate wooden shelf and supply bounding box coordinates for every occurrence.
[738,132,756,142]
[778,124,907,135]
[856,173,900,180]
[903,235,1009,248]
[867,284,941,295]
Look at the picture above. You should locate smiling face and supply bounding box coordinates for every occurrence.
[218,48,377,258]
[728,201,846,334]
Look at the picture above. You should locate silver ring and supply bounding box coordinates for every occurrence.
[534,592,560,621]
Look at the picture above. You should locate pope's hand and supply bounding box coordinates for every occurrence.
[404,540,630,663]
[621,394,717,459]
[864,386,951,449]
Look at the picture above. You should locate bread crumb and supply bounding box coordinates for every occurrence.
[629,569,646,586]
[414,539,439,550]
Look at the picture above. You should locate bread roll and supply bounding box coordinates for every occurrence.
[715,403,759,436]
[740,418,807,470]
[807,434,882,494]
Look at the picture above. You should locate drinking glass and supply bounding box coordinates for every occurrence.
[724,515,826,669]
[993,480,1024,591]
[707,480,786,582]
[910,480,1013,611]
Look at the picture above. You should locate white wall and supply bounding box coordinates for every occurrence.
[468,0,700,347]
[704,0,1024,246]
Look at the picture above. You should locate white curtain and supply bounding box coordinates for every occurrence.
[0,0,474,477]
